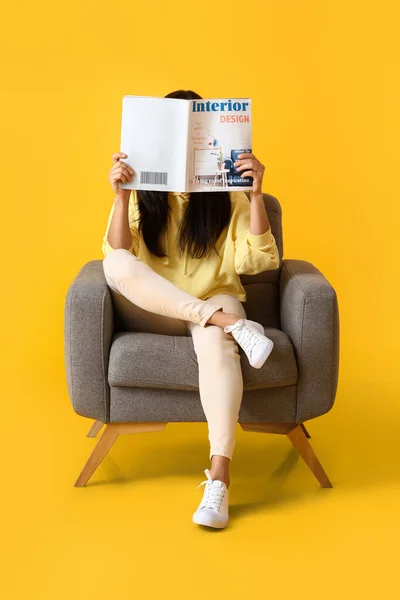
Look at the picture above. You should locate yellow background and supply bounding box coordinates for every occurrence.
[1,1,399,598]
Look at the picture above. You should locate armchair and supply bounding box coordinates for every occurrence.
[64,193,339,488]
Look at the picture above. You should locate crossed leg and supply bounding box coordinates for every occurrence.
[102,249,247,486]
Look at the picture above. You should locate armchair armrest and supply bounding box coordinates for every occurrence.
[279,259,340,422]
[64,260,115,422]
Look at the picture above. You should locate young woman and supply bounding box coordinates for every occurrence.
[102,89,279,529]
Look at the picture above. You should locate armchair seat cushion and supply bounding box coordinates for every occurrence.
[107,327,298,391]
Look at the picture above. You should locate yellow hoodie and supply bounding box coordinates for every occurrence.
[101,190,279,302]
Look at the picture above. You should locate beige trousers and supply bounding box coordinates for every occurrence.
[102,249,247,461]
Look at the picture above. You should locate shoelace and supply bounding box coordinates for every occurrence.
[234,322,260,350]
[196,469,225,512]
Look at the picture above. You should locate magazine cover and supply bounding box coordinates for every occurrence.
[187,97,253,192]
[119,95,253,192]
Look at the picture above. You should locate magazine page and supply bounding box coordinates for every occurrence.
[186,98,253,193]
[119,95,189,192]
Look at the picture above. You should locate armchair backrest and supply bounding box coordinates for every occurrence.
[241,193,283,328]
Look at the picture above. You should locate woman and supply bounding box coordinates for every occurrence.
[102,89,280,529]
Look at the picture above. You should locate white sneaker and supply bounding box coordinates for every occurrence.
[192,468,229,529]
[224,318,274,369]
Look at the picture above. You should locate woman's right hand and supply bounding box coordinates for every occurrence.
[109,152,135,201]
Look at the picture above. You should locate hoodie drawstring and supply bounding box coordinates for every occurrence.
[162,234,188,274]
[161,192,190,275]
[182,251,188,275]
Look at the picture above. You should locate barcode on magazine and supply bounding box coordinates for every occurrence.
[140,171,168,185]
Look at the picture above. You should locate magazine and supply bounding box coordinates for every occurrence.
[118,95,253,193]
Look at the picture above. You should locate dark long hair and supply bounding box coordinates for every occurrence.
[135,89,232,261]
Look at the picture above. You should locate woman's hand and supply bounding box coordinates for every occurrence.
[109,152,135,201]
[234,152,265,198]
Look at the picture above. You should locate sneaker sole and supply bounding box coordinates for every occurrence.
[252,337,274,369]
[241,320,274,369]
[192,513,228,529]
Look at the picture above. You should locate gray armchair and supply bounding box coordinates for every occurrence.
[64,193,339,487]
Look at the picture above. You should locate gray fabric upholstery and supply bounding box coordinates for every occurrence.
[110,385,298,423]
[64,261,114,422]
[108,328,297,390]
[242,193,282,328]
[279,259,340,422]
[63,193,339,426]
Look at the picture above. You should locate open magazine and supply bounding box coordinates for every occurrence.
[118,95,253,193]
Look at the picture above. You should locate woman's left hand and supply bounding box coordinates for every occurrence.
[234,152,265,197]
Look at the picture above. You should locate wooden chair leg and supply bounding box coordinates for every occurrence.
[240,421,332,488]
[300,423,311,438]
[75,422,168,487]
[287,425,332,488]
[86,420,104,438]
[75,424,120,487]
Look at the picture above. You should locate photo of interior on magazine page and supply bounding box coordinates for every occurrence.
[187,98,253,192]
